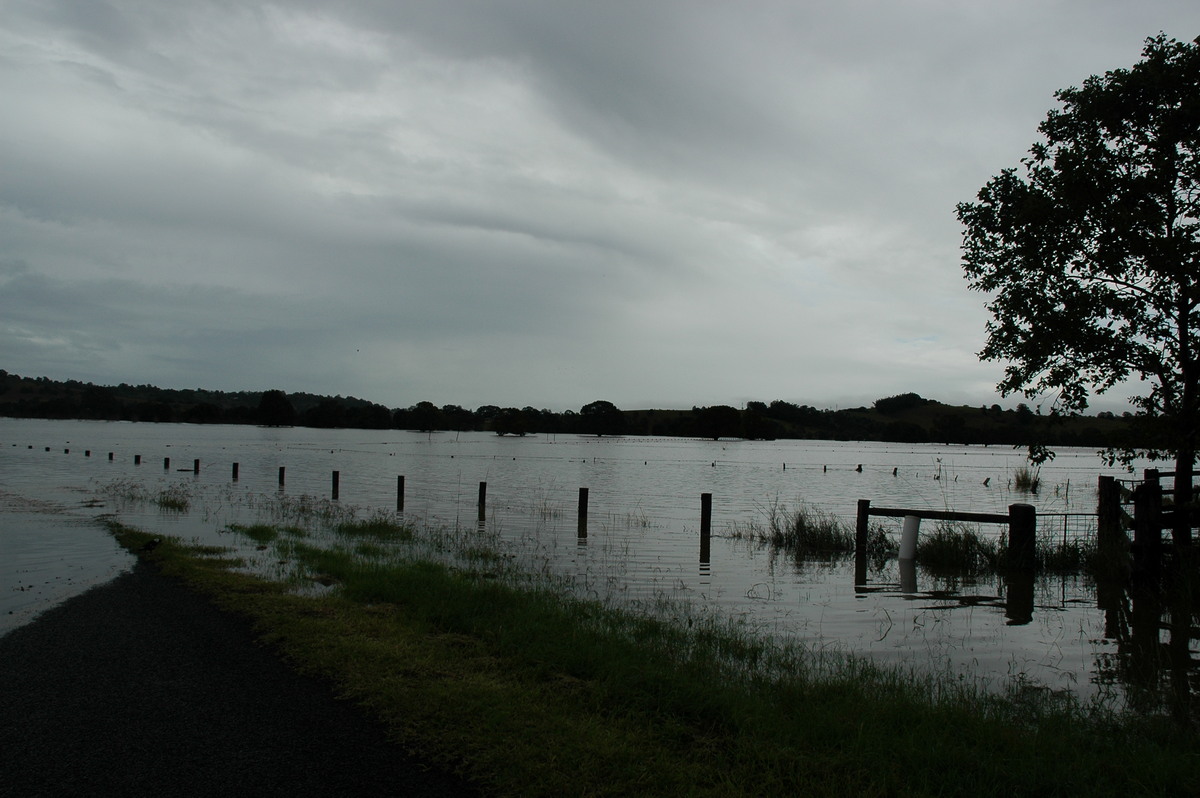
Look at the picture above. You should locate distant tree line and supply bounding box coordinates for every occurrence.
[0,372,1137,449]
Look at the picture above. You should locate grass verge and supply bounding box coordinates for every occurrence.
[106,519,1199,797]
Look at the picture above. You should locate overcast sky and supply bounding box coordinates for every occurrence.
[2,1,1197,413]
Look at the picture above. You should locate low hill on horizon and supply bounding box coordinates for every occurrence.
[0,370,1137,449]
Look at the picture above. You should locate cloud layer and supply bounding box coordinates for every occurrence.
[2,1,1197,411]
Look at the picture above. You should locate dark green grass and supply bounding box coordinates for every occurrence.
[228,523,279,544]
[106,519,1200,798]
[333,516,416,541]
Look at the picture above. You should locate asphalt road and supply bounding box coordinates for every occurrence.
[0,561,481,797]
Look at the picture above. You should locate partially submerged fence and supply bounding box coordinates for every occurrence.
[853,500,1036,582]
[1101,469,1196,575]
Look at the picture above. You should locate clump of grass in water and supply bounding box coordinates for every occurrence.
[864,523,899,564]
[916,523,1003,573]
[154,483,191,512]
[1013,466,1040,493]
[767,501,854,553]
[334,512,415,541]
[254,492,357,528]
[227,523,279,544]
[1037,537,1099,572]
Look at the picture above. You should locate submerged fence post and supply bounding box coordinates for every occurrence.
[164,457,170,470]
[854,499,870,585]
[1007,503,1036,570]
[578,487,589,538]
[397,475,405,513]
[1097,475,1122,552]
[477,481,487,528]
[232,462,239,481]
[193,458,200,475]
[700,493,712,563]
[134,455,141,465]
[278,466,286,488]
[1133,478,1163,575]
[332,470,340,500]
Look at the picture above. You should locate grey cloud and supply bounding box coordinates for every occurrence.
[1,0,1197,410]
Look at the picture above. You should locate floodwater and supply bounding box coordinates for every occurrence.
[2,417,1194,718]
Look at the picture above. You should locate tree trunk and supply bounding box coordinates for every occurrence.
[1173,445,1193,546]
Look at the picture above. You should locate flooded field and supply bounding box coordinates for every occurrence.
[2,417,1193,719]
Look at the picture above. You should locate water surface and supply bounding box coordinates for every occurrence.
[3,417,1189,717]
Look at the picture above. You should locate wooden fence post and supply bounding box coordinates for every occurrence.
[232,462,239,481]
[164,457,170,470]
[578,487,589,538]
[855,499,870,585]
[700,493,712,563]
[332,471,340,500]
[1133,477,1163,574]
[397,475,405,513]
[278,466,286,488]
[1097,475,1123,551]
[1007,503,1036,570]
[193,458,200,475]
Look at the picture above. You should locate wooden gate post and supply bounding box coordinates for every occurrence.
[1133,477,1163,574]
[1097,475,1123,551]
[854,499,870,585]
[1007,503,1036,570]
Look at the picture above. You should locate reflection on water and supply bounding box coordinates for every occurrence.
[1095,575,1199,723]
[2,417,1197,722]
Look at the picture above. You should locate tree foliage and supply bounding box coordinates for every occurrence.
[956,33,1200,479]
[257,389,296,427]
[579,400,625,436]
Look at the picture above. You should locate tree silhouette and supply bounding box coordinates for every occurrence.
[957,33,1200,533]
[579,400,625,436]
[257,389,296,426]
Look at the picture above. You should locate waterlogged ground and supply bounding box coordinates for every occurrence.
[1,417,1193,719]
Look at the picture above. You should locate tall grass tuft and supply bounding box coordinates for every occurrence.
[154,483,191,512]
[227,523,279,544]
[1013,466,1040,493]
[730,500,896,563]
[915,523,1003,573]
[334,512,416,541]
[766,501,855,553]
[1037,537,1098,572]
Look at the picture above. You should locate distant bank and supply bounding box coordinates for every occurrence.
[1,370,1134,449]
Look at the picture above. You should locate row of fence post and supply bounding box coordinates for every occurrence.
[25,443,721,555]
